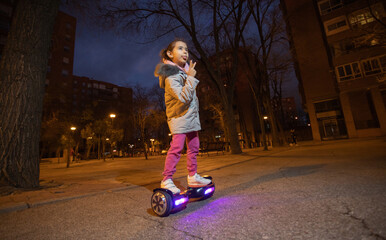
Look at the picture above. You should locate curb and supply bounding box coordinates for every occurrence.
[0,186,132,215]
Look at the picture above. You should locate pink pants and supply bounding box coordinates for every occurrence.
[162,131,199,181]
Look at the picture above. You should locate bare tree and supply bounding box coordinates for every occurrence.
[240,0,288,147]
[132,85,152,159]
[97,0,253,154]
[0,0,60,188]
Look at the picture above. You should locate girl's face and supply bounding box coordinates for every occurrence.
[167,41,189,67]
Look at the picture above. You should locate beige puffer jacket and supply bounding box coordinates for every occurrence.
[154,63,201,134]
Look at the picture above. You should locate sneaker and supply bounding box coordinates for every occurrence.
[188,173,211,187]
[161,179,181,194]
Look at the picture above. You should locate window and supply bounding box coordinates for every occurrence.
[99,84,106,90]
[362,58,382,76]
[349,10,375,26]
[64,46,70,52]
[318,0,343,15]
[336,62,362,81]
[349,3,384,27]
[63,57,69,64]
[65,34,71,41]
[93,83,99,88]
[62,69,69,77]
[324,16,349,36]
[113,88,118,92]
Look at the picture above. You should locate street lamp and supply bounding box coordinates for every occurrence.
[68,126,77,167]
[150,138,155,154]
[109,113,116,126]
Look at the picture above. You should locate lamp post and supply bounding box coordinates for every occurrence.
[67,126,76,168]
[109,114,116,159]
[109,113,116,126]
[262,116,269,151]
[150,138,155,155]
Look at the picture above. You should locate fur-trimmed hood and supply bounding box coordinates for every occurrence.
[154,63,181,89]
[154,62,201,134]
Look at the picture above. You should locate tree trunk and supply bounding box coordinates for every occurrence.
[0,0,60,188]
[224,103,242,154]
[66,148,71,168]
[97,137,101,160]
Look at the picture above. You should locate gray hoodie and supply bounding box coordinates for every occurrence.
[154,63,201,134]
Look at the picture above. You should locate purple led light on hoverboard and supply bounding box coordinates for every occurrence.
[175,197,188,206]
[204,187,214,195]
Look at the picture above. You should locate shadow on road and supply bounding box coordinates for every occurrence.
[146,164,326,217]
[215,164,326,198]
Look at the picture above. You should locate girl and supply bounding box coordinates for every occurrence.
[154,39,211,194]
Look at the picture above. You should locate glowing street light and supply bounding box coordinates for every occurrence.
[70,126,76,131]
[263,116,268,120]
[109,113,116,126]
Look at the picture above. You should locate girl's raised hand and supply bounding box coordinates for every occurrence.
[187,60,197,77]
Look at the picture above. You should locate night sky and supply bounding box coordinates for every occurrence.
[68,8,301,109]
[72,21,169,89]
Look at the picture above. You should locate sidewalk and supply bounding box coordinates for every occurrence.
[0,144,294,214]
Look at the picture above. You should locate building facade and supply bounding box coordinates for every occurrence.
[44,11,77,120]
[43,11,133,122]
[282,0,386,140]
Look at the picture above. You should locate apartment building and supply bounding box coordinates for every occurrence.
[44,11,77,119]
[282,0,386,140]
[72,75,132,119]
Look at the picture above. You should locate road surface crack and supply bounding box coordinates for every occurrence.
[341,205,385,240]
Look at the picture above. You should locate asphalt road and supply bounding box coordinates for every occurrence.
[1,138,385,239]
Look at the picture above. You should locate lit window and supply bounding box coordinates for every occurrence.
[349,11,375,26]
[349,3,383,27]
[336,62,362,81]
[318,0,343,15]
[63,57,69,64]
[93,83,98,88]
[324,16,349,36]
[99,84,106,90]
